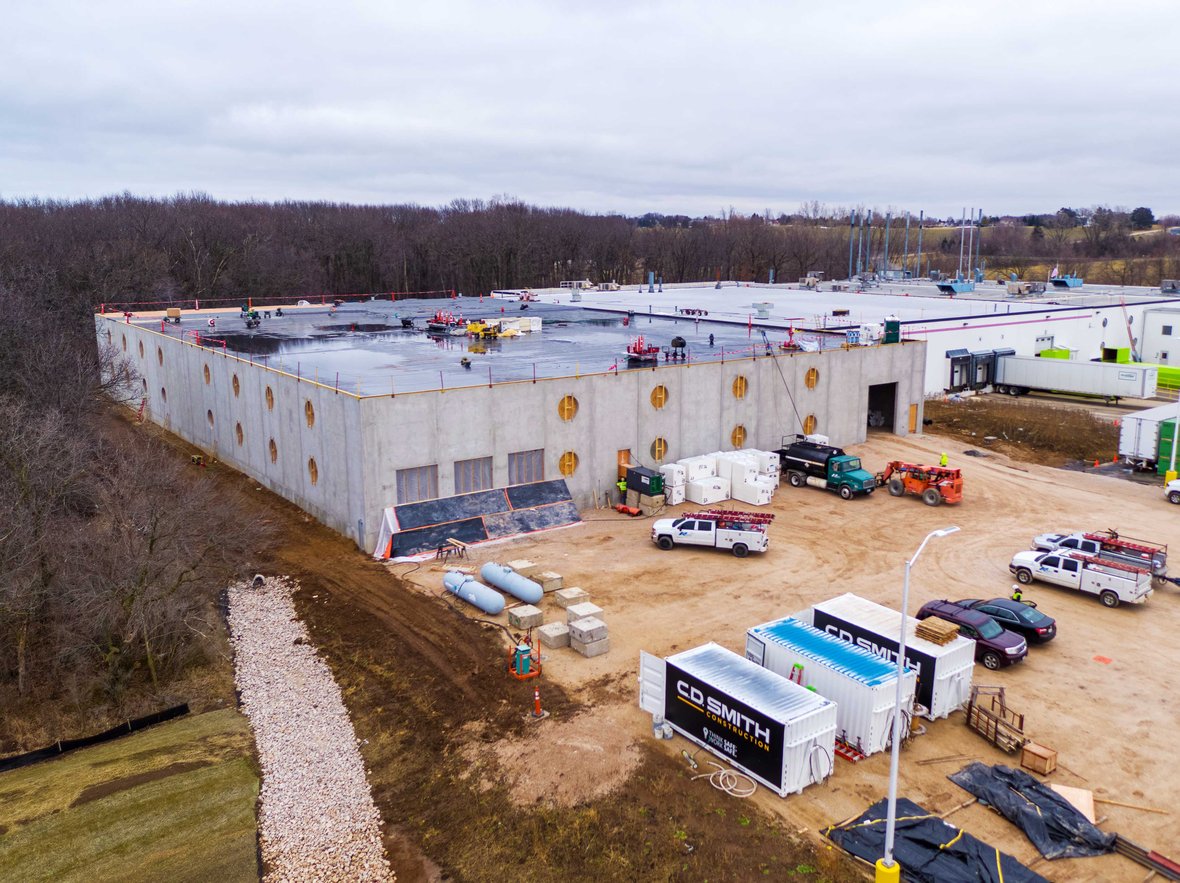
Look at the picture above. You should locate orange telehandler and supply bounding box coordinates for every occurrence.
[876,461,963,506]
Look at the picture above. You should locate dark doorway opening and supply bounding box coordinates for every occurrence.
[867,382,898,432]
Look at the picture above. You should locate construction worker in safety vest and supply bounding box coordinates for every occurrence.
[939,452,949,467]
[616,478,627,502]
[1010,584,1024,603]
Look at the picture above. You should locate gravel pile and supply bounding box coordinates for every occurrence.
[227,576,394,882]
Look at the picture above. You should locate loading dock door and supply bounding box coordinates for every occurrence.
[946,348,971,391]
[867,383,898,431]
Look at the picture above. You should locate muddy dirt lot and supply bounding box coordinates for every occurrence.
[386,431,1180,882]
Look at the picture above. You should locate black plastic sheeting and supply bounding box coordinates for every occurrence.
[388,517,488,557]
[394,489,510,530]
[824,797,1048,883]
[0,704,190,773]
[505,479,574,509]
[948,763,1116,859]
[484,501,580,537]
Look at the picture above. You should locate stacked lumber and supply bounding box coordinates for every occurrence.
[915,618,960,644]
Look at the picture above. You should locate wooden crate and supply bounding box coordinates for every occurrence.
[1021,742,1057,775]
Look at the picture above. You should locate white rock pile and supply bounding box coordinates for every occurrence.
[227,576,394,882]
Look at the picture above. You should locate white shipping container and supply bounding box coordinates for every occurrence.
[685,476,730,505]
[639,643,837,796]
[996,355,1157,399]
[1117,401,1177,466]
[660,463,687,488]
[796,593,975,721]
[746,617,917,756]
[731,478,774,506]
[665,483,686,506]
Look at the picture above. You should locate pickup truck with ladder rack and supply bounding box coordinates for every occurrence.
[1032,530,1167,582]
[651,510,774,557]
[1009,549,1154,608]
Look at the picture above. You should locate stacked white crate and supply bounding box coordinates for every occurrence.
[659,463,687,506]
[715,450,775,506]
[677,455,730,505]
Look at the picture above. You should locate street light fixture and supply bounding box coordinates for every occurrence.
[876,525,960,883]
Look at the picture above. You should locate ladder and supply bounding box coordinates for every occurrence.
[1084,531,1166,557]
[692,509,776,524]
[1071,552,1151,575]
[834,737,867,763]
[136,397,148,423]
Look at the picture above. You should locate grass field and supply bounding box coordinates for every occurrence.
[0,708,259,883]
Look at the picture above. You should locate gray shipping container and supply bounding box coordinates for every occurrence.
[996,355,1157,399]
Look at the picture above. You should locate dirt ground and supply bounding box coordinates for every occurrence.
[387,430,1180,883]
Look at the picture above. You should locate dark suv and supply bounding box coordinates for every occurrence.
[916,600,1028,670]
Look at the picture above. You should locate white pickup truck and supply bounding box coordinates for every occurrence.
[1032,531,1167,580]
[651,512,771,558]
[1009,550,1153,608]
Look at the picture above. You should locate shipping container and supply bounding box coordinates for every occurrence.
[995,355,1157,400]
[745,617,917,756]
[638,643,837,796]
[796,593,974,720]
[1118,401,1180,472]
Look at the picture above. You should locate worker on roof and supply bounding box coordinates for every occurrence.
[939,452,949,467]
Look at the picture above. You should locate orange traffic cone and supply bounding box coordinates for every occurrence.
[1093,459,1100,468]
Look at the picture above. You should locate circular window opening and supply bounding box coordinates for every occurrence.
[557,394,578,421]
[805,367,819,389]
[265,387,274,411]
[304,399,315,427]
[803,414,817,435]
[232,374,240,397]
[731,424,747,448]
[206,409,214,427]
[558,451,579,476]
[157,346,164,366]
[651,437,668,461]
[308,457,319,486]
[732,375,748,399]
[203,364,211,385]
[268,438,278,464]
[121,334,127,352]
[160,387,167,403]
[650,385,669,409]
[235,423,243,446]
[138,341,144,358]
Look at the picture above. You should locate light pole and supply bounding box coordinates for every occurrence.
[876,526,960,883]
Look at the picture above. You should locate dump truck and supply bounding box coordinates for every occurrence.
[876,461,963,506]
[1031,530,1167,581]
[650,510,774,558]
[1009,550,1153,608]
[776,435,876,500]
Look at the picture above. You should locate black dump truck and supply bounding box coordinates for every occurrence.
[775,435,877,500]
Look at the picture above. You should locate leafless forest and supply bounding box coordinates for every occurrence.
[2,194,1178,744]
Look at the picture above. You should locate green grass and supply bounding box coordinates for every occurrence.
[0,708,259,883]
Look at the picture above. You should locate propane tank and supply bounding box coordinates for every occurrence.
[443,571,505,615]
[479,563,543,604]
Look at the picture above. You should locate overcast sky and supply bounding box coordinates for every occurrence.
[4,0,1177,218]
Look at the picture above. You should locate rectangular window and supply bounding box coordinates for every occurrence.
[508,448,544,485]
[454,456,493,495]
[396,464,439,504]
[1164,325,1173,336]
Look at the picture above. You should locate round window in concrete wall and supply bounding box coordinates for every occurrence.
[731,424,747,448]
[732,375,748,399]
[207,409,214,427]
[121,334,127,352]
[304,399,315,428]
[803,414,817,435]
[308,457,319,486]
[160,387,167,403]
[204,364,211,385]
[138,340,144,358]
[265,386,274,411]
[269,438,278,463]
[650,385,668,409]
[157,346,164,366]
[805,367,819,389]
[558,451,579,476]
[235,423,243,446]
[650,437,668,461]
[557,394,578,421]
[233,374,240,397]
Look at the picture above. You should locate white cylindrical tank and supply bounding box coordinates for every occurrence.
[443,572,505,615]
[480,563,543,604]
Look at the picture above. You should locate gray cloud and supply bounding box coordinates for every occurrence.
[2,0,1177,216]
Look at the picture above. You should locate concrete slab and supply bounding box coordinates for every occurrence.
[566,601,603,623]
[505,558,540,577]
[508,604,543,629]
[571,635,610,658]
[569,616,608,643]
[554,587,589,608]
[538,621,570,649]
[535,571,563,592]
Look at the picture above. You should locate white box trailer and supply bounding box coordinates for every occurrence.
[746,617,917,756]
[1118,402,1177,470]
[796,593,975,720]
[995,355,1157,400]
[638,643,837,796]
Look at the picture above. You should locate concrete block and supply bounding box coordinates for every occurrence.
[555,586,589,608]
[508,604,544,629]
[569,615,608,643]
[505,558,540,577]
[638,493,665,508]
[566,601,604,623]
[571,635,610,658]
[536,570,563,592]
[538,621,570,649]
[625,489,640,508]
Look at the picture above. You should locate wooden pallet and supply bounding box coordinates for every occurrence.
[915,618,960,645]
[966,686,1026,754]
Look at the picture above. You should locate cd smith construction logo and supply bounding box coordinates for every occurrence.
[675,680,771,750]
